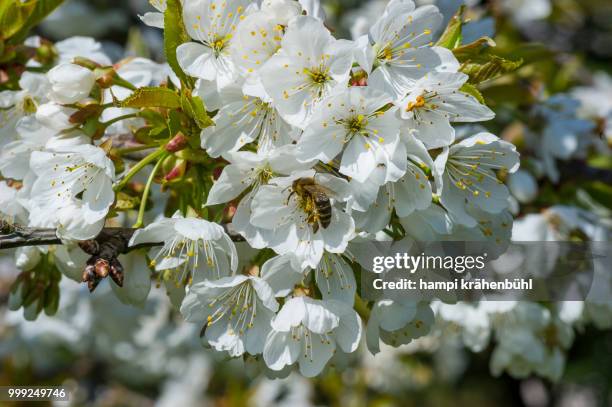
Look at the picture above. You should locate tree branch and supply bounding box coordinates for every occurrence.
[0,224,243,250]
[0,222,244,292]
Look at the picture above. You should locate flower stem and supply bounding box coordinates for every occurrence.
[101,113,140,128]
[354,295,371,320]
[112,75,137,91]
[133,153,167,228]
[116,145,157,155]
[113,149,165,192]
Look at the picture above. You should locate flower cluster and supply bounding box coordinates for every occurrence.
[14,0,612,382]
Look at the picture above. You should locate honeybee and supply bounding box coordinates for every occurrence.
[289,177,333,233]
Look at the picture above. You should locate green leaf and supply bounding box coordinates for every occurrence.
[181,92,213,129]
[139,108,167,127]
[452,37,497,62]
[9,0,64,44]
[121,87,181,109]
[452,36,523,84]
[0,1,36,40]
[460,56,523,84]
[167,109,186,136]
[164,0,194,89]
[459,83,485,104]
[435,5,465,49]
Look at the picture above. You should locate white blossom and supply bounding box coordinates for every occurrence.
[177,0,253,89]
[366,300,433,354]
[397,71,495,148]
[356,0,459,100]
[129,214,239,284]
[47,63,96,104]
[263,296,362,377]
[248,170,354,269]
[434,132,519,227]
[0,116,53,180]
[0,73,49,145]
[29,142,115,240]
[201,85,297,157]
[258,16,353,128]
[296,86,403,183]
[181,273,278,356]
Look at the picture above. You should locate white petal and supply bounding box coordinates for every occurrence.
[272,297,307,331]
[298,333,335,377]
[321,209,354,254]
[327,300,362,353]
[260,254,304,297]
[206,164,250,205]
[302,297,340,334]
[263,330,300,370]
[177,42,216,81]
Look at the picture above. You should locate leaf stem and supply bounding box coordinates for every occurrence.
[116,144,157,155]
[112,75,137,91]
[133,153,168,228]
[113,149,165,192]
[101,113,140,128]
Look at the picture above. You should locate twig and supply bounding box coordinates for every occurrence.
[0,224,243,250]
[0,223,244,292]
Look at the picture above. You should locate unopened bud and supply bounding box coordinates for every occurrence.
[165,132,189,153]
[223,200,238,222]
[35,41,58,65]
[94,67,116,89]
[350,70,368,86]
[82,264,95,281]
[293,286,311,297]
[110,259,124,287]
[8,284,23,311]
[44,284,60,316]
[23,302,40,321]
[73,57,101,70]
[87,277,101,293]
[94,258,110,278]
[246,265,260,277]
[164,160,187,182]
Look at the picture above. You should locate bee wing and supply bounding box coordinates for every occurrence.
[303,184,334,198]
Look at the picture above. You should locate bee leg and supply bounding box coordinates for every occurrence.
[285,190,296,206]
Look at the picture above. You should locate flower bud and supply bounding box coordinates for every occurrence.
[507,169,538,203]
[43,284,60,316]
[110,259,124,287]
[223,200,238,223]
[94,258,110,278]
[35,41,58,65]
[164,160,187,182]
[350,70,368,86]
[8,284,23,311]
[165,132,189,153]
[94,67,116,89]
[23,302,40,321]
[47,63,96,104]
